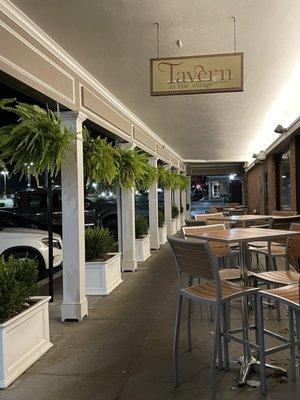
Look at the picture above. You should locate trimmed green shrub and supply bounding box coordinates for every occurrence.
[0,256,38,323]
[85,227,115,261]
[158,210,165,227]
[135,215,149,239]
[172,205,179,219]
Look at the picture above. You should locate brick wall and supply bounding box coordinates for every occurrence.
[245,162,265,214]
[245,135,299,213]
[290,137,297,210]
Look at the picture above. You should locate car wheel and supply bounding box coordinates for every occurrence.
[3,248,46,279]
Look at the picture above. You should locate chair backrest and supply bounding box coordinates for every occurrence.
[168,236,220,284]
[182,224,228,252]
[272,210,298,216]
[287,223,300,271]
[205,212,224,225]
[194,214,208,221]
[185,219,206,227]
[182,224,226,239]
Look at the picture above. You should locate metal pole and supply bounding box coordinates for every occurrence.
[45,168,54,301]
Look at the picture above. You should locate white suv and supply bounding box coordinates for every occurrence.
[0,210,63,273]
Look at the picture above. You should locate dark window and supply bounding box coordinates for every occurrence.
[278,150,291,210]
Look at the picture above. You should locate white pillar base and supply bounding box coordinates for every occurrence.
[121,259,137,272]
[61,298,88,322]
[150,240,160,250]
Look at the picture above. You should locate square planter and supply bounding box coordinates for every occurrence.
[168,219,177,236]
[135,234,151,262]
[0,296,53,389]
[158,224,167,245]
[85,252,123,295]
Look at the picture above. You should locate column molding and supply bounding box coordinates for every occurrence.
[118,142,137,271]
[148,157,160,249]
[60,111,88,322]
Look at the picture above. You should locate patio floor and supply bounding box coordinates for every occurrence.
[1,244,300,400]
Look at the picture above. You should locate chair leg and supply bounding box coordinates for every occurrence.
[288,307,296,381]
[295,310,300,377]
[222,302,229,371]
[256,294,267,395]
[187,299,192,352]
[174,294,183,387]
[210,305,221,400]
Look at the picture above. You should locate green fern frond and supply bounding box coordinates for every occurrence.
[0,100,75,177]
[83,127,118,185]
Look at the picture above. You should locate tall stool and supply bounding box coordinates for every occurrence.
[168,236,258,400]
[256,283,300,395]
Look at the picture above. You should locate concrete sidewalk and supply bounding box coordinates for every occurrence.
[1,244,299,400]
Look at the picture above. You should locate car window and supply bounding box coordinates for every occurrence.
[27,194,47,209]
[0,213,37,229]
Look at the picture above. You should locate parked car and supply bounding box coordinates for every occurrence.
[6,189,95,235]
[0,210,63,274]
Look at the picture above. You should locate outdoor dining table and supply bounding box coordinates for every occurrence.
[207,214,272,228]
[192,227,300,386]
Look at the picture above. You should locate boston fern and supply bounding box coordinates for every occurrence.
[115,147,155,189]
[83,127,118,185]
[0,98,75,177]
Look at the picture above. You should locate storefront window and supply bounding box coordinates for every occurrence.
[278,150,291,210]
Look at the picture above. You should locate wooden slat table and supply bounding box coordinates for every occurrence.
[207,214,272,228]
[190,227,300,385]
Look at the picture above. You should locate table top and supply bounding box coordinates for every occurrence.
[207,214,270,222]
[194,227,300,243]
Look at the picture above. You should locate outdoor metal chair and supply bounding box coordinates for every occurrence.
[256,281,300,395]
[168,236,258,400]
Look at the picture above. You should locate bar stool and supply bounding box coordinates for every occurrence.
[168,236,258,400]
[256,282,300,395]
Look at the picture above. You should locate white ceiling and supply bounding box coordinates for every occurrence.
[11,0,300,162]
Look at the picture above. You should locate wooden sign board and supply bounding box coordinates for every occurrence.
[150,52,243,96]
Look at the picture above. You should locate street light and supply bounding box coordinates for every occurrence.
[24,162,34,188]
[1,170,8,195]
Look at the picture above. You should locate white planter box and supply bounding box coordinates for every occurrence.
[176,217,181,231]
[135,235,151,262]
[158,225,167,245]
[168,219,177,236]
[0,296,53,389]
[85,252,123,295]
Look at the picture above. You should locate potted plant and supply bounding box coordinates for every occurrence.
[85,227,122,295]
[171,204,180,233]
[158,209,167,244]
[0,257,53,388]
[135,215,151,261]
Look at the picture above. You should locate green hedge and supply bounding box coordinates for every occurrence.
[0,257,38,323]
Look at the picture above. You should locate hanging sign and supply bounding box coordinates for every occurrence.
[150,52,243,96]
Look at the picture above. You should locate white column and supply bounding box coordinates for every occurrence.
[119,143,137,272]
[186,176,192,219]
[148,157,160,249]
[164,187,172,235]
[60,111,88,322]
[174,187,181,231]
[181,188,187,224]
